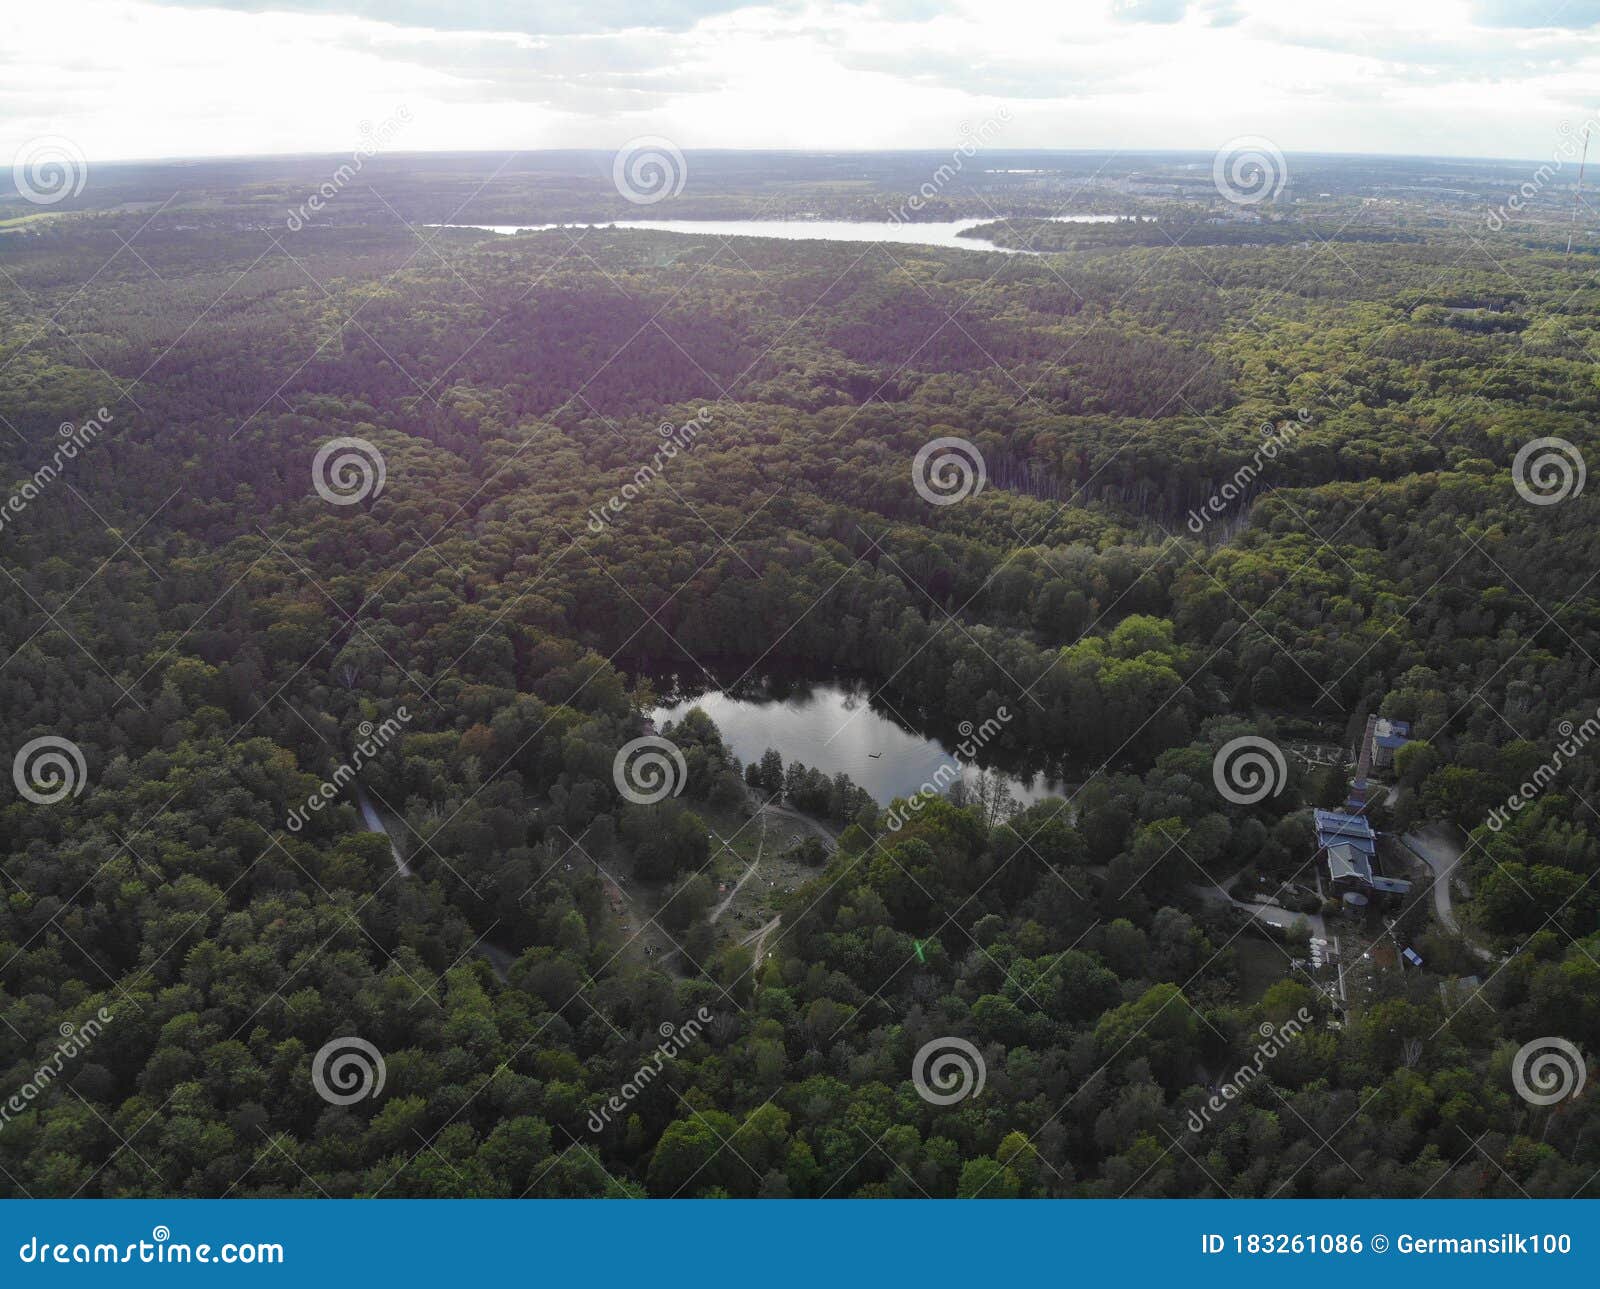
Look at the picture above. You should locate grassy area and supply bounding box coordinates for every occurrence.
[700,798,827,943]
[1233,937,1290,1004]
[598,795,831,975]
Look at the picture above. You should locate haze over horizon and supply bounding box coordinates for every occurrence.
[8,0,1600,166]
[57,143,1589,168]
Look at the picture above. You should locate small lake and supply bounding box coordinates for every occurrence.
[650,679,1068,809]
[432,215,1133,255]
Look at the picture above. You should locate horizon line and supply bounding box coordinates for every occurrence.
[36,143,1566,172]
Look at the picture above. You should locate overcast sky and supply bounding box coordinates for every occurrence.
[4,0,1600,163]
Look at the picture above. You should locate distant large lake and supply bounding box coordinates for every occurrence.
[431,215,1132,255]
[651,679,1067,808]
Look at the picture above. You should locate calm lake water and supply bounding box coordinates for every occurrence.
[650,679,1066,808]
[433,215,1132,255]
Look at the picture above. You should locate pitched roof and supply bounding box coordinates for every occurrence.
[1314,808,1376,837]
[1326,842,1372,884]
[1315,808,1378,855]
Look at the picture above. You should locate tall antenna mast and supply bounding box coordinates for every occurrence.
[1568,124,1591,254]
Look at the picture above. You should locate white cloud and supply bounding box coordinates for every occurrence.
[4,0,1600,161]
[1110,0,1190,24]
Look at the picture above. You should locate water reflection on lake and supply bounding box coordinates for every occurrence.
[650,679,1067,809]
[432,215,1135,255]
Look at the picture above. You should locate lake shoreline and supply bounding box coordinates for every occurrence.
[648,674,1073,809]
[427,214,1142,255]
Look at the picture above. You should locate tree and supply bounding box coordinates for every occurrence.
[758,748,784,794]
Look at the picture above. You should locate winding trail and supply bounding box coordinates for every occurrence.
[714,794,840,968]
[353,782,513,982]
[1401,826,1466,933]
[710,814,766,924]
[740,915,782,963]
[1401,824,1496,962]
[755,797,839,852]
[1187,870,1326,941]
[355,785,411,877]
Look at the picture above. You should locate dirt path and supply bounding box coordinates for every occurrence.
[1401,824,1495,961]
[355,784,411,877]
[711,814,767,923]
[1187,876,1326,941]
[740,914,782,963]
[1401,826,1466,932]
[472,940,513,983]
[710,790,842,971]
[755,796,839,851]
[355,782,516,981]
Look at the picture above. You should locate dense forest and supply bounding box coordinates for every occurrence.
[1,153,1598,1198]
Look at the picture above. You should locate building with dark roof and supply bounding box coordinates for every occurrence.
[1326,841,1372,886]
[1314,808,1411,900]
[1315,809,1377,855]
[1370,717,1411,769]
